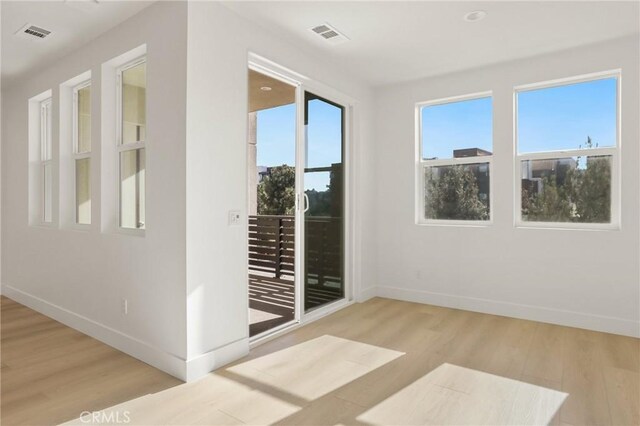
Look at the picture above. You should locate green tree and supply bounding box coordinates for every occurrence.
[574,156,611,222]
[574,137,611,222]
[257,165,295,215]
[524,136,611,223]
[306,163,342,217]
[425,165,489,220]
[526,177,574,222]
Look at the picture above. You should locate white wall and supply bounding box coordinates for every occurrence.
[1,0,377,382]
[184,1,376,380]
[373,36,640,337]
[1,2,189,376]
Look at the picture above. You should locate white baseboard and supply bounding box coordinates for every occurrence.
[1,284,188,380]
[377,285,640,338]
[358,286,378,302]
[185,338,249,382]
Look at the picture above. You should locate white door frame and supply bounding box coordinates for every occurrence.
[247,53,357,343]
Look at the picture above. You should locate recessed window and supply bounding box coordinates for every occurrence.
[118,59,146,229]
[121,61,146,145]
[417,94,493,223]
[516,74,618,227]
[74,82,91,225]
[40,98,53,223]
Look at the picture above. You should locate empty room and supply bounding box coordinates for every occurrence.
[1,1,639,425]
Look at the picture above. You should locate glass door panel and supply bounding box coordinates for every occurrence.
[303,92,345,311]
[247,68,297,338]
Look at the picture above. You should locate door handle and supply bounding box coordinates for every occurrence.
[303,193,310,213]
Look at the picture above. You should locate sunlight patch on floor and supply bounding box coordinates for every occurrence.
[357,363,568,425]
[61,373,299,425]
[62,335,403,425]
[249,307,282,325]
[227,335,405,400]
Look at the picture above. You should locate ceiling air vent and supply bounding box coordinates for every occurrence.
[309,23,349,45]
[15,24,52,40]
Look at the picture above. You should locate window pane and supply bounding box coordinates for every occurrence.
[421,97,492,160]
[304,93,345,311]
[43,163,52,223]
[41,100,52,161]
[77,85,91,153]
[517,78,617,153]
[75,158,91,225]
[424,162,490,221]
[122,62,146,145]
[521,155,611,223]
[120,149,145,229]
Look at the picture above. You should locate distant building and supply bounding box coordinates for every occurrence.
[257,166,269,182]
[521,158,578,195]
[453,148,492,158]
[467,163,490,203]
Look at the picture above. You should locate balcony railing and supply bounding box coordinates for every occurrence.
[248,215,342,281]
[248,214,343,321]
[248,215,294,279]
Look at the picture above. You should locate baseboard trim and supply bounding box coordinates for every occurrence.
[1,284,188,380]
[185,338,249,382]
[377,285,640,338]
[358,286,378,303]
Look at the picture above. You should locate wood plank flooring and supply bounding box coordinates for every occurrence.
[0,296,182,426]
[3,295,639,425]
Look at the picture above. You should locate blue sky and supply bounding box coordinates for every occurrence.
[517,78,616,153]
[421,96,493,159]
[257,77,616,185]
[257,99,342,191]
[256,103,296,167]
[420,77,616,159]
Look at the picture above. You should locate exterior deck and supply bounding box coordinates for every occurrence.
[249,273,295,336]
[248,214,342,337]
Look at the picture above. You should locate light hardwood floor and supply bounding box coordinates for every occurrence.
[3,296,639,425]
[0,296,182,425]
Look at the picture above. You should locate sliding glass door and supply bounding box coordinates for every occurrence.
[303,92,345,312]
[247,68,348,339]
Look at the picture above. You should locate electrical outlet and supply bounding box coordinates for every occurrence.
[121,298,128,315]
[228,210,242,226]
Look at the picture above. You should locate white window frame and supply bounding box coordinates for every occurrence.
[40,97,53,224]
[514,70,621,230]
[116,56,146,232]
[73,80,92,226]
[415,91,494,227]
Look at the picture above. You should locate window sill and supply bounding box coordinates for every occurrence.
[515,221,620,232]
[67,223,93,233]
[416,220,492,228]
[115,227,146,237]
[29,222,58,230]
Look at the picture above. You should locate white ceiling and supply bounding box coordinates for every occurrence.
[3,1,638,89]
[1,0,154,87]
[224,1,640,87]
